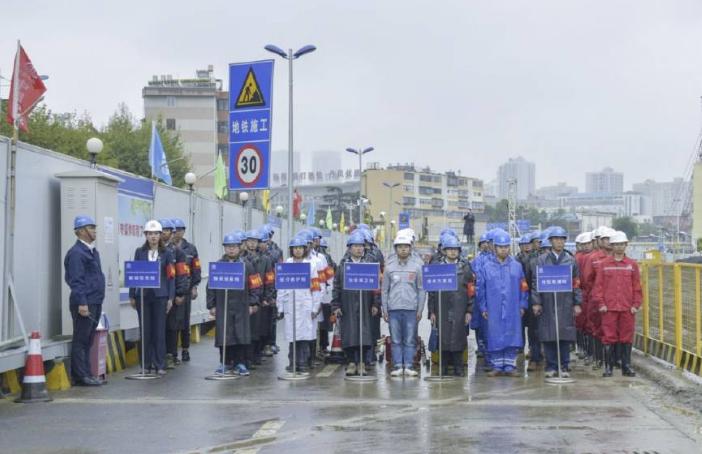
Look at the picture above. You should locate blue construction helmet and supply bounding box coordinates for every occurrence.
[310,227,323,239]
[171,218,186,229]
[289,236,308,248]
[73,215,96,230]
[297,230,315,243]
[530,231,541,242]
[358,223,371,231]
[347,231,366,246]
[540,238,552,248]
[518,234,531,245]
[548,226,568,239]
[223,233,243,246]
[245,230,263,241]
[159,218,175,230]
[320,238,329,248]
[493,231,511,247]
[361,229,374,244]
[441,236,461,250]
[440,228,458,238]
[262,224,274,238]
[478,232,490,244]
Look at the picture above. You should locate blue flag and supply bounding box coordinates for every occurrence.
[149,122,172,185]
[307,199,315,226]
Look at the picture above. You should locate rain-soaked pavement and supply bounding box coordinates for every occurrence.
[2,323,702,454]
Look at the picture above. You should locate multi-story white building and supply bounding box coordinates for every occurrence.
[586,167,623,194]
[497,157,535,201]
[632,178,690,217]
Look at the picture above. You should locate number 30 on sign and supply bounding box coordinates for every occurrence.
[234,144,263,187]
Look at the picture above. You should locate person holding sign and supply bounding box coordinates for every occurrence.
[207,232,262,376]
[128,220,176,376]
[277,236,322,373]
[591,231,642,377]
[477,231,528,377]
[382,232,425,377]
[332,231,380,376]
[531,227,582,379]
[64,215,105,386]
[427,236,475,377]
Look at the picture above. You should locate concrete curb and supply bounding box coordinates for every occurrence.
[632,350,702,413]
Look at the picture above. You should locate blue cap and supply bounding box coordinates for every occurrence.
[289,237,308,248]
[159,218,175,230]
[172,218,186,229]
[223,233,244,246]
[347,231,366,246]
[73,215,96,230]
[548,226,568,239]
[441,236,461,249]
[493,232,511,247]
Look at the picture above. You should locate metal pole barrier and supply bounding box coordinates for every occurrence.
[426,291,455,382]
[279,289,309,381]
[127,290,159,380]
[206,289,239,381]
[346,289,377,382]
[545,291,574,384]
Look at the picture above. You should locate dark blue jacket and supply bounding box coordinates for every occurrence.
[128,246,176,301]
[64,240,106,307]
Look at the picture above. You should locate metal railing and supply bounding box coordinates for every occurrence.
[637,262,702,375]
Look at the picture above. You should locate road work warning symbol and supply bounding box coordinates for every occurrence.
[235,67,265,108]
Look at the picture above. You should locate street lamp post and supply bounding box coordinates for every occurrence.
[265,43,316,251]
[346,147,374,224]
[240,191,250,230]
[384,182,400,242]
[86,137,103,169]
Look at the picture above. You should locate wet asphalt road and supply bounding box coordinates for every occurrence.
[2,327,702,454]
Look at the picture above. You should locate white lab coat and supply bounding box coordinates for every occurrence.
[277,258,321,342]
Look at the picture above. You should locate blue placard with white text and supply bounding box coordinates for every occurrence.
[208,262,246,290]
[536,265,573,293]
[399,212,410,230]
[422,263,457,291]
[343,262,380,290]
[229,60,274,191]
[275,262,311,290]
[124,261,161,289]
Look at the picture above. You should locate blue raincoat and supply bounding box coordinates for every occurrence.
[470,251,492,330]
[476,255,528,353]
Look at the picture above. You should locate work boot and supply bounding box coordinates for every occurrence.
[165,353,176,370]
[622,343,636,377]
[263,345,274,357]
[602,344,613,377]
[345,362,357,376]
[613,344,622,369]
[181,349,190,362]
[358,362,367,376]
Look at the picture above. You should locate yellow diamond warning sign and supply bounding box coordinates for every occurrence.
[235,67,266,108]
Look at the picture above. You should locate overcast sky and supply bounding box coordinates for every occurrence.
[3,1,702,190]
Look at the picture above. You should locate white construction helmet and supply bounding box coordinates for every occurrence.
[393,233,413,246]
[576,231,593,244]
[144,220,163,233]
[600,227,616,239]
[609,231,628,244]
[398,228,416,241]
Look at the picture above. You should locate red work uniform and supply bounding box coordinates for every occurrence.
[580,250,610,339]
[574,250,592,332]
[590,255,642,344]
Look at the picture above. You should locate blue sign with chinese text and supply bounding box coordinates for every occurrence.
[422,264,457,292]
[399,212,410,229]
[229,60,274,191]
[343,262,380,290]
[124,261,161,289]
[208,262,245,290]
[275,262,311,290]
[536,265,573,293]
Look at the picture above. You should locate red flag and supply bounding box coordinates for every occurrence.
[7,44,47,132]
[292,189,303,219]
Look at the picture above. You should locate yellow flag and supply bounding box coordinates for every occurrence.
[339,212,345,233]
[261,190,270,213]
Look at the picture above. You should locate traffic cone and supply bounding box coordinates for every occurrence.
[15,331,52,403]
[326,323,345,364]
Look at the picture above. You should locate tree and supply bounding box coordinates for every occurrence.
[613,216,639,239]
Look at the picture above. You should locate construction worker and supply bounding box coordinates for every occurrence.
[471,232,493,368]
[261,224,283,355]
[531,227,582,379]
[171,218,201,363]
[206,232,262,376]
[382,231,425,377]
[159,219,190,369]
[591,231,642,377]
[278,236,322,373]
[332,231,380,376]
[477,231,528,377]
[128,220,176,376]
[428,235,475,377]
[524,232,552,370]
[242,229,275,368]
[574,231,594,361]
[257,228,278,358]
[63,215,105,386]
[318,237,336,357]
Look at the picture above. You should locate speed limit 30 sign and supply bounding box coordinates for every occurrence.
[228,60,274,191]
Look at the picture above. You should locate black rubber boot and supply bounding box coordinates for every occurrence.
[592,338,602,370]
[622,343,636,377]
[602,344,613,377]
[613,343,621,369]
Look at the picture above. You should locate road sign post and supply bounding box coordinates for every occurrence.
[536,264,575,385]
[343,262,380,383]
[423,264,458,382]
[276,262,311,381]
[205,262,245,381]
[124,261,161,381]
[229,60,274,191]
